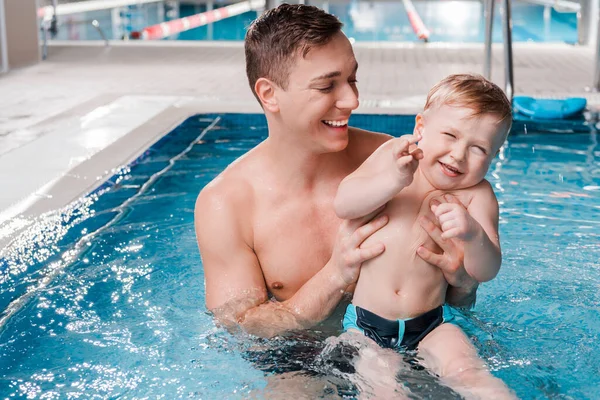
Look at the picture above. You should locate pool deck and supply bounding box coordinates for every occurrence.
[0,40,599,248]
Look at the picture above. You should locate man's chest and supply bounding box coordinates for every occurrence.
[252,200,340,300]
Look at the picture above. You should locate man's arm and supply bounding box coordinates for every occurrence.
[195,180,388,338]
[335,135,422,219]
[446,283,478,309]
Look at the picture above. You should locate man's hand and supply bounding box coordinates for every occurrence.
[416,194,478,291]
[430,194,481,241]
[417,214,471,287]
[392,134,423,189]
[331,207,389,287]
[417,212,478,309]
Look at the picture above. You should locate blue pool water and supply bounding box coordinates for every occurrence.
[1,114,599,398]
[51,0,578,43]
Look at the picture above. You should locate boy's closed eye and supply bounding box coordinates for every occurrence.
[472,146,488,155]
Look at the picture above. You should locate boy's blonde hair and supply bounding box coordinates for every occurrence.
[424,73,512,129]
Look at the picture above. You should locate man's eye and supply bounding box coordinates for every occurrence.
[349,79,358,85]
[318,85,334,92]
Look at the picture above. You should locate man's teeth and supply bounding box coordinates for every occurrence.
[323,119,348,127]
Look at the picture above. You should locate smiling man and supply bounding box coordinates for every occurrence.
[194,4,477,338]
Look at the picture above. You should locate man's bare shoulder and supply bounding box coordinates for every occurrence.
[347,126,393,160]
[195,146,263,218]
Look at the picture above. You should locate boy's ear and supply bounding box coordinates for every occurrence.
[413,113,424,137]
[255,78,279,113]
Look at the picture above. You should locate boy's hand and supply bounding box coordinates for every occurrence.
[430,194,481,241]
[392,134,423,188]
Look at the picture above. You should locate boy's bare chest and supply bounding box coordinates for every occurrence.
[392,187,470,220]
[370,188,471,256]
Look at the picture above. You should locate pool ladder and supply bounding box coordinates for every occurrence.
[489,0,600,97]
[483,0,514,101]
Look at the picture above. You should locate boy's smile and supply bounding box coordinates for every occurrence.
[439,161,463,177]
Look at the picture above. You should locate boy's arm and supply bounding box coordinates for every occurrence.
[196,180,389,338]
[463,185,501,282]
[335,135,422,219]
[431,184,501,283]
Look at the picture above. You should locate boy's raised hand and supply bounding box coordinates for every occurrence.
[392,134,423,188]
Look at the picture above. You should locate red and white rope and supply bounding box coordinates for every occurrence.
[402,0,430,42]
[133,0,265,40]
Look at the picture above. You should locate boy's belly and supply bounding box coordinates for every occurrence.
[352,194,448,320]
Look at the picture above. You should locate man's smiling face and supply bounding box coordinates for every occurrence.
[274,32,360,153]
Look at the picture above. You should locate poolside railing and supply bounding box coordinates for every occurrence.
[483,0,514,101]
[594,10,600,91]
[502,0,514,101]
[0,0,8,74]
[483,0,494,80]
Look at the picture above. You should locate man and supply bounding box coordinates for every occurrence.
[194,4,477,338]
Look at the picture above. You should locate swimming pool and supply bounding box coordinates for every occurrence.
[1,113,599,398]
[50,0,578,43]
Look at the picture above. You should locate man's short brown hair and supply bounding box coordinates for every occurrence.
[424,73,512,130]
[245,4,343,102]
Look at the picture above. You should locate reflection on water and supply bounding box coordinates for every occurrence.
[0,114,599,399]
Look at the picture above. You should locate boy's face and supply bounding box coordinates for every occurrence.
[274,32,359,153]
[415,104,508,191]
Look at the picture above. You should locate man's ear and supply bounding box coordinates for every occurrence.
[255,78,279,112]
[413,113,424,137]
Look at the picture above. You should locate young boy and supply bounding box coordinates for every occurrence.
[334,73,514,396]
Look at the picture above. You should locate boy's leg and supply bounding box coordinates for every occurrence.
[417,323,517,400]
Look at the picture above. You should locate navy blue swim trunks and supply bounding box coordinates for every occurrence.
[343,304,454,350]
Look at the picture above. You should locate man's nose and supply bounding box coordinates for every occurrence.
[336,83,359,111]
